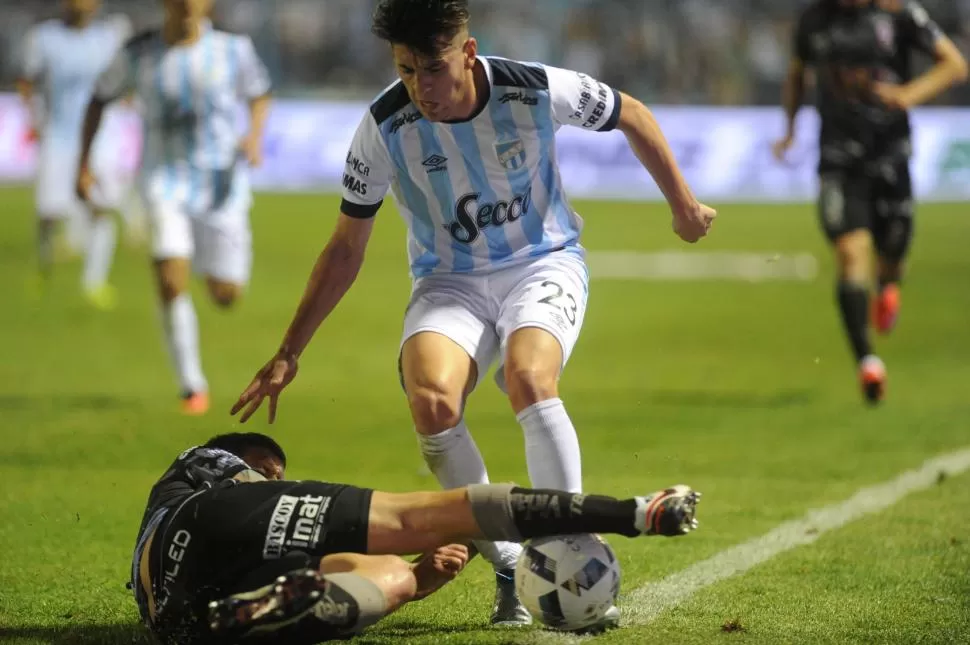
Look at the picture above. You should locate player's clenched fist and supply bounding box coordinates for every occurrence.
[231,351,299,424]
[673,201,717,243]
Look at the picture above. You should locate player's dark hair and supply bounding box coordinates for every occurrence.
[372,0,470,58]
[204,432,287,467]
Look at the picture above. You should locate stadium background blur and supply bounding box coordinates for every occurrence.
[3,3,970,644]
[1,0,968,104]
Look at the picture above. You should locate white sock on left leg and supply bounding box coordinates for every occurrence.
[517,397,583,493]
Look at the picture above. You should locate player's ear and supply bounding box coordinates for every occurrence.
[463,37,478,69]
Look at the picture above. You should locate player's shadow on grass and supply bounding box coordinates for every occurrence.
[645,389,814,409]
[0,624,152,644]
[0,394,134,412]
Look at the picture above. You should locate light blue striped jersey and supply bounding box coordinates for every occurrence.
[95,23,272,215]
[21,16,131,151]
[340,56,621,277]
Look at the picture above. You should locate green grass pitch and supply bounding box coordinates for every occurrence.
[1,187,968,644]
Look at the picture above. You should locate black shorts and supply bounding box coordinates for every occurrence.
[817,161,915,261]
[150,480,374,644]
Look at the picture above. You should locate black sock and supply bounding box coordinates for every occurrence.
[508,487,640,538]
[877,276,901,292]
[837,281,872,362]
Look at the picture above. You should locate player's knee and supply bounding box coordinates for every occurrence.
[207,280,242,308]
[834,231,873,281]
[504,362,559,410]
[155,260,190,302]
[408,385,463,434]
[157,274,185,302]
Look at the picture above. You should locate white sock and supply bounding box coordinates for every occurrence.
[517,398,583,493]
[82,216,117,290]
[418,422,522,571]
[161,293,207,394]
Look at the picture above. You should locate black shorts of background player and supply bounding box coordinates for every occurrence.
[131,432,701,644]
[773,0,967,403]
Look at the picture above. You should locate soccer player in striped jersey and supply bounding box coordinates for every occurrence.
[17,0,132,308]
[77,0,272,415]
[233,0,715,626]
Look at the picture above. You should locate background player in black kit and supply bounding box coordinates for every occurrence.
[773,0,967,403]
[131,432,700,644]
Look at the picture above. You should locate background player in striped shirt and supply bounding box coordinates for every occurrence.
[17,0,132,308]
[233,0,715,626]
[77,0,272,415]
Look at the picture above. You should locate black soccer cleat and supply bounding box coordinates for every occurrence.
[208,568,328,638]
[635,485,701,536]
[490,568,533,626]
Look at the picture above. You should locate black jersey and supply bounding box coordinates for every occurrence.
[795,1,943,165]
[135,446,251,537]
[130,446,252,628]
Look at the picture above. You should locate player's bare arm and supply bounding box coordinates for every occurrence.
[773,57,806,160]
[242,92,272,166]
[231,213,375,423]
[615,92,716,243]
[75,97,108,200]
[873,36,968,109]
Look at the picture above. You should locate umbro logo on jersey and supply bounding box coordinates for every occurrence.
[422,154,448,173]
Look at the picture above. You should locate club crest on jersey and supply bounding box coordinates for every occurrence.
[873,16,895,52]
[495,139,527,171]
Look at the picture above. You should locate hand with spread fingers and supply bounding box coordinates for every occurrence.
[231,351,299,423]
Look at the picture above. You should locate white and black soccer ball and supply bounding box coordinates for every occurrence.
[514,534,621,631]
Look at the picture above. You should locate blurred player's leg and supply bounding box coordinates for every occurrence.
[820,173,885,403]
[871,164,915,336]
[400,287,529,625]
[63,204,89,258]
[81,210,118,310]
[494,252,589,494]
[30,149,74,295]
[151,204,208,413]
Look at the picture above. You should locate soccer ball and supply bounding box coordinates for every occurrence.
[514,534,621,631]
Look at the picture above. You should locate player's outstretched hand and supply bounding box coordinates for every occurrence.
[231,351,299,424]
[672,201,716,243]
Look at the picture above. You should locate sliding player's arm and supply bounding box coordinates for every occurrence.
[873,2,968,109]
[544,64,715,243]
[232,111,393,424]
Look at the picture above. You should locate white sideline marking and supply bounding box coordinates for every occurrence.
[586,251,819,282]
[528,447,970,642]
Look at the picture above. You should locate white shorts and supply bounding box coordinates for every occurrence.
[149,204,252,285]
[400,249,590,392]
